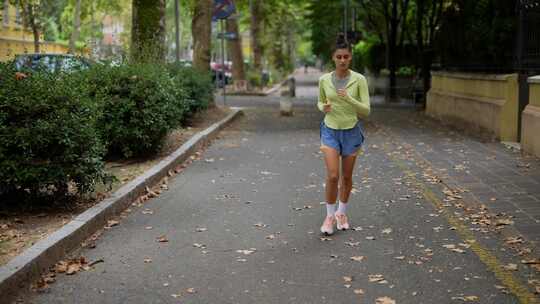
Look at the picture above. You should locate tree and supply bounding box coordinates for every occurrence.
[357,0,411,99]
[59,0,125,57]
[250,0,263,74]
[68,0,81,54]
[263,0,307,73]
[131,0,166,62]
[191,0,212,71]
[415,0,446,93]
[226,17,246,85]
[12,0,46,53]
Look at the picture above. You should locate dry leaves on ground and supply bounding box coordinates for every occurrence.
[376,296,396,304]
[350,256,365,262]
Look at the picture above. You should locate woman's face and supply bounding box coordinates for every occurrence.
[333,48,352,71]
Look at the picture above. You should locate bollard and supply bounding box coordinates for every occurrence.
[288,76,296,98]
[280,87,293,116]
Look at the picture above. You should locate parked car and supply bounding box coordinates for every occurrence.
[14,53,92,73]
[211,61,232,88]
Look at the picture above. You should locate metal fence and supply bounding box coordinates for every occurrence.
[516,0,540,72]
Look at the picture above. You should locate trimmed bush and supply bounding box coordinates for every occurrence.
[86,63,188,158]
[167,63,213,119]
[0,63,107,200]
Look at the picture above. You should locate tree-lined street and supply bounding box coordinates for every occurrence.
[14,71,540,303]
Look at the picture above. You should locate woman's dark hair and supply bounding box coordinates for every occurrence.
[333,33,351,53]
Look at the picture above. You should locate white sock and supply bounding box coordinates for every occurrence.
[337,201,347,214]
[326,203,337,217]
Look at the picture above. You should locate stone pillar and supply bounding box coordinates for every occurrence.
[521,76,540,157]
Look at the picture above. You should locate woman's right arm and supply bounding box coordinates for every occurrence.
[317,78,326,112]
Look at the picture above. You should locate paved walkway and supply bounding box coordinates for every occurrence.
[18,71,540,303]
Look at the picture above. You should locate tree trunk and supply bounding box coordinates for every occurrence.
[388,0,398,100]
[226,18,246,85]
[250,0,263,73]
[68,0,82,54]
[416,0,425,95]
[131,0,166,63]
[22,3,40,53]
[192,0,212,72]
[174,0,180,62]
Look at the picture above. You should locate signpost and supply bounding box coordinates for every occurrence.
[213,0,236,106]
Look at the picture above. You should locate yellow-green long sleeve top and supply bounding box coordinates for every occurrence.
[317,70,370,129]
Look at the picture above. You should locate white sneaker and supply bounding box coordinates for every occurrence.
[335,212,350,230]
[320,216,336,235]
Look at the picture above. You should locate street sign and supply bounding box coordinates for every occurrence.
[212,0,236,21]
[217,32,238,40]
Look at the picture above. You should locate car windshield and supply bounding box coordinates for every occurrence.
[58,57,89,72]
[14,55,90,73]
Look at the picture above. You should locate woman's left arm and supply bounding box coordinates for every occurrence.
[344,77,370,118]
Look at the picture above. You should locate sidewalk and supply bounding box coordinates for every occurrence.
[16,70,540,304]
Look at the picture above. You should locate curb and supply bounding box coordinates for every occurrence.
[0,108,243,301]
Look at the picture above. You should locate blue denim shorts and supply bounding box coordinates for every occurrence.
[320,121,365,156]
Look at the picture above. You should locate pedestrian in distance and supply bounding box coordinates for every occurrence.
[317,36,370,235]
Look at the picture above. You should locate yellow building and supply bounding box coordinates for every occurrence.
[0,1,69,62]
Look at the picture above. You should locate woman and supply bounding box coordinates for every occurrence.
[317,40,370,235]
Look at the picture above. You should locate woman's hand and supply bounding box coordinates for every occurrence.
[323,103,332,113]
[337,88,348,98]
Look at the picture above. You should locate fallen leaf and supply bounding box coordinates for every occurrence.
[496,219,514,226]
[503,263,518,271]
[66,263,80,275]
[376,296,396,304]
[157,235,169,243]
[521,259,540,265]
[350,256,365,262]
[368,274,385,283]
[185,288,196,294]
[451,295,479,301]
[236,249,256,255]
[105,220,119,228]
[343,276,353,282]
[382,228,392,234]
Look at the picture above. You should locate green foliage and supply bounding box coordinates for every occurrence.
[246,68,262,88]
[167,62,213,117]
[0,62,107,201]
[307,1,343,65]
[85,63,186,158]
[437,0,518,71]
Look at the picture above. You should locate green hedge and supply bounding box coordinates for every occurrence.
[0,61,213,202]
[167,62,213,118]
[0,63,107,200]
[86,63,188,158]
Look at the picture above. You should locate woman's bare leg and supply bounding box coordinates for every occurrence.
[320,145,340,235]
[339,153,358,203]
[321,145,340,204]
[335,153,357,230]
